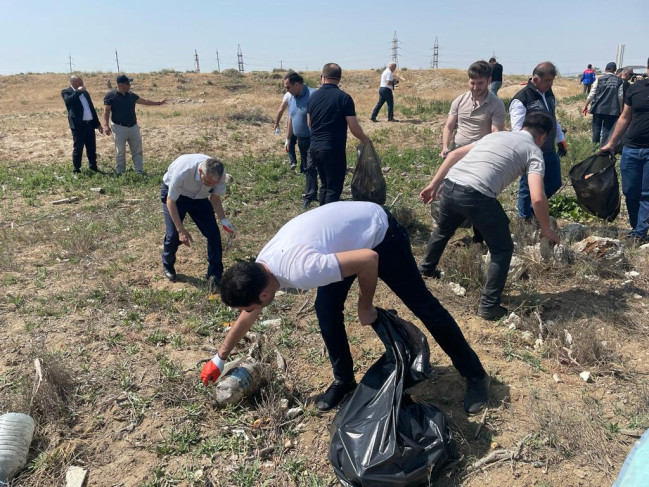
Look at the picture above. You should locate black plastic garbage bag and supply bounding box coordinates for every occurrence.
[569,152,620,222]
[329,309,453,487]
[351,141,387,205]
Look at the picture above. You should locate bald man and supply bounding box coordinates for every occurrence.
[370,62,398,122]
[61,75,103,174]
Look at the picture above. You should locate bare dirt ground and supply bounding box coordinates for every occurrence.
[1,69,648,487]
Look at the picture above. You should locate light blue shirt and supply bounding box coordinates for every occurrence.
[289,85,315,138]
[162,153,226,201]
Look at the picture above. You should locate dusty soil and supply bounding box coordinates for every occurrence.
[1,69,648,487]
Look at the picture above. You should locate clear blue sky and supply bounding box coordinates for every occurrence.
[1,0,647,76]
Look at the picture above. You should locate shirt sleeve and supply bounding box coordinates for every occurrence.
[344,94,356,117]
[586,78,599,102]
[527,149,545,176]
[449,96,460,116]
[492,100,506,125]
[555,120,565,143]
[103,92,113,105]
[509,99,526,131]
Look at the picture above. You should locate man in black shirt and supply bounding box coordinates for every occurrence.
[103,75,166,175]
[489,58,504,96]
[307,63,370,205]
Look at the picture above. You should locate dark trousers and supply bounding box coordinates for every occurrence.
[297,136,318,203]
[287,134,297,166]
[517,150,562,219]
[310,148,347,205]
[160,184,223,279]
[370,87,394,120]
[592,113,618,146]
[421,181,514,309]
[315,208,486,383]
[71,121,98,171]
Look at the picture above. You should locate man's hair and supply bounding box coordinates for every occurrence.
[488,57,497,63]
[615,68,623,75]
[322,63,342,80]
[284,71,304,84]
[200,158,225,179]
[388,62,397,69]
[522,112,553,136]
[532,62,557,78]
[468,60,492,79]
[220,262,268,307]
[587,64,592,69]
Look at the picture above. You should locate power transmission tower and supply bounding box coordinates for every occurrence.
[432,37,439,69]
[391,31,399,65]
[215,50,221,73]
[115,50,120,73]
[194,49,200,73]
[68,55,73,73]
[237,44,245,73]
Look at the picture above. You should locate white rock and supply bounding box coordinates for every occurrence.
[534,338,544,350]
[579,371,592,383]
[66,466,89,487]
[508,323,517,330]
[503,312,521,328]
[279,398,289,411]
[521,331,533,341]
[552,374,563,383]
[286,407,303,419]
[625,271,640,278]
[449,282,466,297]
[560,223,588,242]
[564,330,573,345]
[259,319,281,327]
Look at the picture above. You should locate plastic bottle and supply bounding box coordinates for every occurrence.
[275,127,281,135]
[213,359,263,408]
[0,413,35,482]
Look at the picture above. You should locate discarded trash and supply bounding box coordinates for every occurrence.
[449,282,466,297]
[89,187,105,194]
[0,413,35,482]
[553,374,563,383]
[52,196,80,205]
[65,465,89,487]
[614,428,649,486]
[329,308,452,486]
[259,319,281,327]
[579,371,592,383]
[286,407,303,419]
[569,152,620,221]
[213,358,263,408]
[503,313,521,329]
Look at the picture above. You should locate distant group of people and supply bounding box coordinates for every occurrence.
[60,56,649,418]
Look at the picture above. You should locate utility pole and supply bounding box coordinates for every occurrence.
[280,60,283,70]
[391,31,399,65]
[68,55,73,73]
[215,49,221,73]
[237,44,245,73]
[194,49,200,73]
[432,37,439,69]
[115,49,120,73]
[616,44,625,69]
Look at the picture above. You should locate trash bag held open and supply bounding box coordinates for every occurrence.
[569,152,620,222]
[351,141,387,205]
[329,309,453,487]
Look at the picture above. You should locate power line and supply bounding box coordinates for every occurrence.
[237,44,245,73]
[215,49,221,73]
[194,49,200,73]
[432,37,439,69]
[391,31,399,65]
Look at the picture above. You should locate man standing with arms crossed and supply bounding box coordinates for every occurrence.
[370,62,398,122]
[509,62,567,220]
[307,63,370,205]
[103,74,166,175]
[61,75,103,174]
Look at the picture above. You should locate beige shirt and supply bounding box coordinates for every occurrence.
[450,90,506,148]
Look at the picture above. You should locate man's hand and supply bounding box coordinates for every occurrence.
[201,354,225,386]
[221,219,235,236]
[97,126,104,135]
[541,227,560,245]
[179,229,193,247]
[358,304,378,326]
[284,139,290,152]
[103,125,111,136]
[582,107,588,116]
[599,142,615,154]
[420,182,441,204]
[439,148,450,158]
[557,141,568,157]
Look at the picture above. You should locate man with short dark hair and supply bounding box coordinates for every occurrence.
[201,201,489,414]
[307,63,370,205]
[488,58,503,96]
[61,75,103,174]
[370,62,398,122]
[160,154,234,286]
[580,64,596,94]
[583,62,624,145]
[419,112,560,321]
[284,72,318,208]
[509,62,566,219]
[103,74,166,175]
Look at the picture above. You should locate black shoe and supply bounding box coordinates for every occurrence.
[464,375,490,414]
[316,379,356,411]
[290,163,297,171]
[73,168,81,174]
[163,266,176,282]
[303,199,314,209]
[89,166,99,172]
[387,118,399,122]
[206,275,221,292]
[624,233,649,246]
[478,304,508,321]
[418,265,441,279]
[370,118,377,122]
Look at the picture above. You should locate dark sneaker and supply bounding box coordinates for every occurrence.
[478,304,508,321]
[316,379,356,411]
[370,118,377,122]
[290,163,297,171]
[625,233,649,246]
[464,375,490,414]
[418,265,441,279]
[163,266,176,282]
[73,168,81,174]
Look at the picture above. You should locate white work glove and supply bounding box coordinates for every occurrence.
[284,139,290,152]
[221,218,235,235]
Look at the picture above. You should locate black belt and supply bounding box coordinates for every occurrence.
[113,122,136,128]
[444,179,482,194]
[82,120,94,124]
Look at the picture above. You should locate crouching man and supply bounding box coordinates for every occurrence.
[419,112,560,321]
[201,201,489,414]
[160,154,234,287]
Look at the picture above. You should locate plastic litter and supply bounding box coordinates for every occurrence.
[213,358,263,408]
[351,141,387,205]
[0,413,35,482]
[569,153,620,221]
[329,308,453,486]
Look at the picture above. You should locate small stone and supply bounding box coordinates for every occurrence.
[521,331,533,341]
[534,338,544,350]
[490,441,500,449]
[508,323,517,330]
[579,371,592,383]
[449,282,466,297]
[279,398,289,411]
[286,407,303,419]
[65,466,89,487]
[553,374,563,383]
[625,271,640,278]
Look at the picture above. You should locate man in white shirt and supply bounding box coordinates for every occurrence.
[419,113,559,321]
[274,90,297,170]
[370,63,398,122]
[160,154,234,286]
[201,201,489,415]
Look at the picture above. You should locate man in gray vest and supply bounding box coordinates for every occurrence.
[583,62,625,146]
